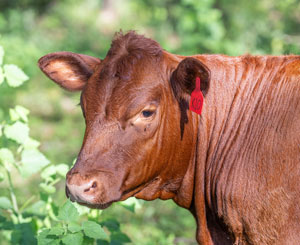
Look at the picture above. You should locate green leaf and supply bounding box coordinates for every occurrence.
[0,67,4,85]
[9,106,30,122]
[15,105,30,122]
[0,214,13,230]
[73,202,90,216]
[4,121,29,144]
[11,228,22,244]
[3,64,29,87]
[62,232,83,245]
[0,45,4,66]
[111,232,131,243]
[51,202,59,217]
[23,137,40,149]
[14,222,38,245]
[0,125,2,137]
[48,227,65,236]
[25,200,47,216]
[0,196,13,209]
[82,221,108,240]
[37,229,51,244]
[0,148,15,166]
[41,165,57,180]
[83,236,94,245]
[55,164,69,177]
[40,183,56,194]
[68,222,82,233]
[21,149,50,177]
[57,200,79,222]
[101,219,120,232]
[9,108,20,121]
[37,229,60,245]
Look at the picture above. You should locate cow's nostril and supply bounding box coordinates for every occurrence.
[83,181,97,193]
[66,178,99,204]
[92,181,97,188]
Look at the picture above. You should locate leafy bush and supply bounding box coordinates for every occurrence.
[0,46,135,245]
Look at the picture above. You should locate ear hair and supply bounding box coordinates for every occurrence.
[170,57,210,101]
[38,52,101,91]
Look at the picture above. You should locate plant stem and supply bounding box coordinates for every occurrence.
[50,177,61,186]
[5,166,19,215]
[19,195,36,212]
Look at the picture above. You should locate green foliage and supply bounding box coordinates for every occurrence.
[82,221,108,240]
[61,232,83,245]
[3,64,29,87]
[36,201,110,245]
[21,149,50,177]
[0,47,133,245]
[4,121,30,144]
[57,201,79,222]
[0,197,13,209]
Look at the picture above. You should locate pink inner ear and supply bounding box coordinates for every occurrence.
[38,52,100,91]
[46,60,87,91]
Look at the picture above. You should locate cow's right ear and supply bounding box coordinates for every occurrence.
[170,57,210,101]
[38,52,101,91]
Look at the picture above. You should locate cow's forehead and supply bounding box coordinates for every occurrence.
[80,31,166,118]
[81,57,165,121]
[87,56,163,92]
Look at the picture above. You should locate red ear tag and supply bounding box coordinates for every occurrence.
[189,77,204,115]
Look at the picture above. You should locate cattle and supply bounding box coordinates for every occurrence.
[38,31,300,244]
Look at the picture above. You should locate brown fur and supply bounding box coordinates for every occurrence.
[38,31,300,244]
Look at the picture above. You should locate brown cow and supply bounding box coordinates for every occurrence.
[38,31,300,244]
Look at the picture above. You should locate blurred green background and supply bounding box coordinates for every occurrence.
[1,0,300,244]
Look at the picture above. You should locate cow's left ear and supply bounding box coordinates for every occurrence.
[38,52,101,91]
[170,57,210,101]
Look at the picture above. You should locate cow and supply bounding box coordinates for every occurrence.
[38,31,300,244]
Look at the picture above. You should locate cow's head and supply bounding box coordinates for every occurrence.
[38,31,210,209]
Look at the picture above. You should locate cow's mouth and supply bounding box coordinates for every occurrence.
[66,181,120,210]
[78,201,114,210]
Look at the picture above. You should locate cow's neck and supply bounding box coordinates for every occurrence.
[197,55,284,213]
[173,55,269,244]
[163,53,276,244]
[188,55,289,244]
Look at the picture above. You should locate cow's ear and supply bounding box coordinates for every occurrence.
[38,52,101,91]
[170,57,210,101]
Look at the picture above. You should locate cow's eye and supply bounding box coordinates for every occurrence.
[141,110,155,118]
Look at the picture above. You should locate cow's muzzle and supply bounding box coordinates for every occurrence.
[66,178,98,204]
[65,168,122,208]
